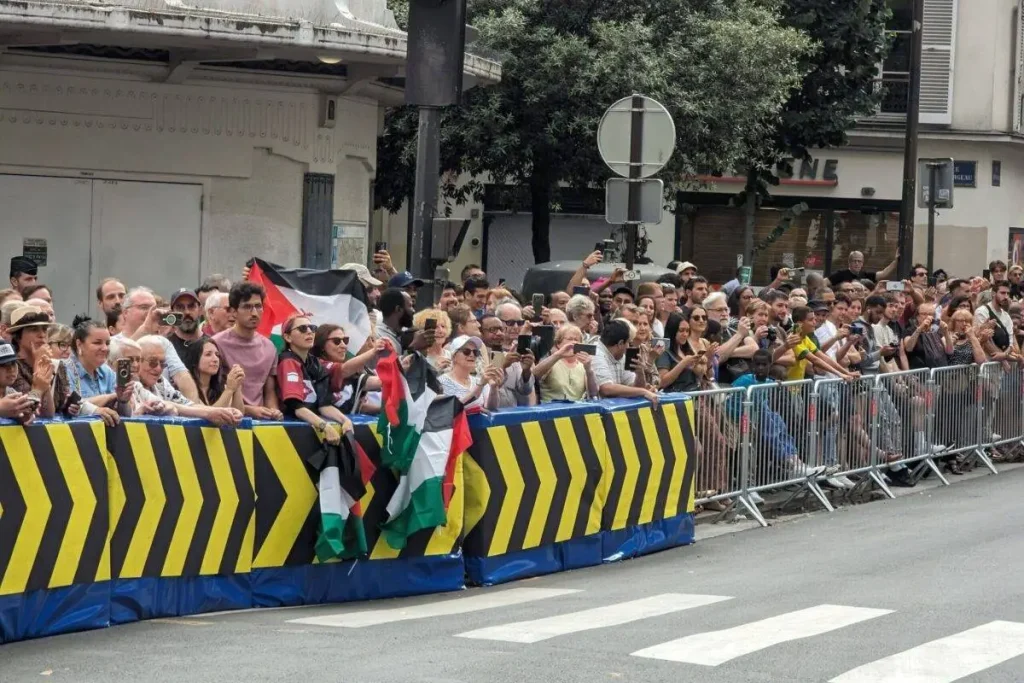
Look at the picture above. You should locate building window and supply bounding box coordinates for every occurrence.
[879,0,912,116]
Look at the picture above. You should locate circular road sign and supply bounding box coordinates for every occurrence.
[597,95,676,178]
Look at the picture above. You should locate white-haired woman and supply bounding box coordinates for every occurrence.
[532,323,598,402]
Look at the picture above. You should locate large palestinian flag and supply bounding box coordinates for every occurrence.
[248,258,372,352]
[376,353,472,550]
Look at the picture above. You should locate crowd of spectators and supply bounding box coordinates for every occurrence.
[2,246,1021,510]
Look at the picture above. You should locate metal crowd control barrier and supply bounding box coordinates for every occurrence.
[687,387,746,514]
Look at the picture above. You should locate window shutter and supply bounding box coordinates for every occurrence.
[1015,0,1024,132]
[920,0,957,125]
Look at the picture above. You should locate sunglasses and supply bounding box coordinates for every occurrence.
[327,336,350,346]
[458,347,481,358]
[502,319,525,327]
[690,315,707,321]
[144,357,166,369]
[289,324,318,334]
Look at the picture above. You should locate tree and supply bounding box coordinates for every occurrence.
[376,0,811,264]
[734,0,890,264]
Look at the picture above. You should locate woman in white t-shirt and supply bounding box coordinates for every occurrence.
[437,335,502,411]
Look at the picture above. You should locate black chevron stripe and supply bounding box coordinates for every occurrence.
[601,413,628,530]
[26,426,71,591]
[71,422,109,585]
[538,419,570,546]
[505,425,538,553]
[677,402,699,517]
[143,424,182,578]
[571,415,602,538]
[0,430,26,584]
[625,409,653,528]
[221,427,253,575]
[252,430,281,561]
[182,427,217,576]
[283,425,319,566]
[363,464,397,552]
[650,406,676,522]
[109,423,142,579]
[462,429,503,556]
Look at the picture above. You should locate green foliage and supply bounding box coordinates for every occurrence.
[376,0,813,261]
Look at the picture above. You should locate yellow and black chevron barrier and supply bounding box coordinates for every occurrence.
[251,421,463,569]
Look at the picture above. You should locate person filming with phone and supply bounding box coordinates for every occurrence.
[591,319,657,405]
[116,286,199,402]
[491,302,536,408]
[532,323,598,402]
[0,341,40,424]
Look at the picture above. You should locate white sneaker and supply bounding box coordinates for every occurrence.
[930,443,950,454]
[992,433,1003,442]
[835,475,857,488]
[826,475,855,489]
[747,490,765,505]
[789,461,826,478]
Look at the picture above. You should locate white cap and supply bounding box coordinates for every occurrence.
[340,263,383,288]
[449,335,484,354]
[676,261,698,274]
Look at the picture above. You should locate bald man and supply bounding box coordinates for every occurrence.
[827,250,898,288]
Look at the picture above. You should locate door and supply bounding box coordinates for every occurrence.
[90,180,203,303]
[0,175,94,321]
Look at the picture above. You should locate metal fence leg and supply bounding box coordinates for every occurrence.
[973,373,998,475]
[868,383,896,499]
[739,399,768,528]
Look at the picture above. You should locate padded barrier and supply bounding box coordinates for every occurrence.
[463,394,697,586]
[0,395,696,643]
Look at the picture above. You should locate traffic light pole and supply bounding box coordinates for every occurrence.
[897,0,925,278]
[408,106,441,309]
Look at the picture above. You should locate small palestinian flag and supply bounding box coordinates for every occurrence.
[248,258,372,352]
[308,432,377,562]
[376,353,472,549]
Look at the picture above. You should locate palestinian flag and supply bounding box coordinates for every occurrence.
[376,354,472,549]
[308,431,377,562]
[248,258,372,352]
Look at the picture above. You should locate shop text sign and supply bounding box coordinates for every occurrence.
[775,157,840,183]
[953,160,976,188]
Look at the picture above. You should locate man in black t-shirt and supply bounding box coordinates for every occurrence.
[827,250,899,288]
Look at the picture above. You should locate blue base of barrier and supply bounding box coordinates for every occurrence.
[251,553,464,607]
[466,512,695,586]
[0,581,111,643]
[110,575,252,625]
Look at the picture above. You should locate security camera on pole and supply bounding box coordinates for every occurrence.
[597,94,676,279]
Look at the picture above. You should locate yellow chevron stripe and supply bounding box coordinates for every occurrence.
[162,425,202,577]
[461,453,489,538]
[638,408,666,525]
[200,428,236,575]
[99,444,123,583]
[583,413,605,535]
[682,401,696,512]
[611,412,640,530]
[236,427,255,574]
[521,422,555,550]
[120,422,166,578]
[252,426,317,569]
[487,427,524,557]
[425,451,464,556]
[0,427,51,596]
[48,424,96,589]
[553,417,584,543]
[662,403,689,517]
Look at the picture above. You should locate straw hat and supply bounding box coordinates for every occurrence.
[6,305,51,332]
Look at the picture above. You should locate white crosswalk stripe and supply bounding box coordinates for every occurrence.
[286,587,580,628]
[630,604,893,666]
[829,620,1024,683]
[455,593,732,643]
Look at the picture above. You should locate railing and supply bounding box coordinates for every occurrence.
[685,362,1024,527]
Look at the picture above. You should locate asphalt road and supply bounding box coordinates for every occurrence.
[5,467,1024,683]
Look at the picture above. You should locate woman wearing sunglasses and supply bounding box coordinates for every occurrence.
[437,335,502,411]
[312,323,385,414]
[276,315,353,443]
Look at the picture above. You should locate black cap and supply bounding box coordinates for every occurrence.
[10,256,37,277]
[809,299,830,312]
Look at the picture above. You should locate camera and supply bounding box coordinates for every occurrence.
[766,327,778,344]
[160,312,182,327]
[849,323,865,336]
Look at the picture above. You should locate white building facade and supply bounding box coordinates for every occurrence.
[0,0,499,321]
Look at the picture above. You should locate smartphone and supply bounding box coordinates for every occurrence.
[116,358,132,389]
[531,293,544,321]
[62,390,82,412]
[927,275,937,287]
[651,337,669,347]
[594,242,605,254]
[533,324,555,359]
[572,285,590,297]
[573,343,597,355]
[983,268,991,280]
[516,334,532,355]
[160,312,182,327]
[624,347,640,370]
[886,281,905,292]
[424,318,437,332]
[374,241,387,254]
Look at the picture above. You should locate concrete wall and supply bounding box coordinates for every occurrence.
[0,65,379,280]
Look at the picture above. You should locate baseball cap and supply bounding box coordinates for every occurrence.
[675,261,698,274]
[388,271,425,289]
[808,299,830,313]
[449,335,484,354]
[170,288,200,307]
[0,342,15,365]
[340,263,383,288]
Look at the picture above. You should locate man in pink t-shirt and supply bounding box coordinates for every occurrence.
[213,281,283,420]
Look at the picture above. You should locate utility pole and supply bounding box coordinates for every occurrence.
[896,0,925,278]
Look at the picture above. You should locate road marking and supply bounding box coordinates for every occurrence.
[286,587,581,628]
[829,620,1024,683]
[455,593,732,643]
[631,604,893,666]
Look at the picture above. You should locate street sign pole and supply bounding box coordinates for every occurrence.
[625,94,644,271]
[927,162,938,273]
